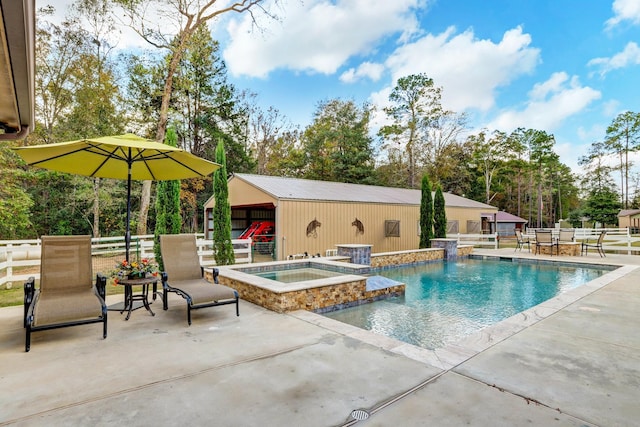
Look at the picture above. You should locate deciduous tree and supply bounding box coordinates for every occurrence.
[379,74,464,188]
[114,0,275,236]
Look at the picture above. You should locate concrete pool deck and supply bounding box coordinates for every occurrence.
[1,248,639,426]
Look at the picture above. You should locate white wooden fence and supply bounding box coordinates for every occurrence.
[0,234,252,286]
[455,232,500,249]
[455,228,640,253]
[524,228,639,254]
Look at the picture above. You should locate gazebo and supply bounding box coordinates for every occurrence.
[481,211,528,237]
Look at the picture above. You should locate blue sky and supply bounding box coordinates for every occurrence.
[45,0,640,173]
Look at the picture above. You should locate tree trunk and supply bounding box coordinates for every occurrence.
[137,180,152,235]
[137,27,192,235]
[625,129,629,209]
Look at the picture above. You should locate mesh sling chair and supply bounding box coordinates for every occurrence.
[582,230,607,257]
[23,235,107,352]
[558,229,575,243]
[534,230,558,256]
[159,234,239,325]
[514,229,531,252]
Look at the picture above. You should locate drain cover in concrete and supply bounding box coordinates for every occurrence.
[350,409,370,421]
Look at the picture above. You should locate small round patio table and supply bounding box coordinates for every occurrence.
[117,276,158,321]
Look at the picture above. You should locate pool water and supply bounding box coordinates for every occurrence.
[323,258,611,350]
[255,267,345,283]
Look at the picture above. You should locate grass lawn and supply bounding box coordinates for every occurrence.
[0,256,142,308]
[0,280,125,308]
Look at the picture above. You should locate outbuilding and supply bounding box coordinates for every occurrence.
[480,211,528,237]
[618,209,640,232]
[204,174,497,260]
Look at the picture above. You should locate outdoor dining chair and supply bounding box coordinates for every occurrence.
[23,235,107,352]
[557,229,575,243]
[534,230,557,256]
[159,234,239,325]
[514,229,531,252]
[581,230,607,257]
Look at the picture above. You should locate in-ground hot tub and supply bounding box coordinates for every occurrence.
[216,259,405,313]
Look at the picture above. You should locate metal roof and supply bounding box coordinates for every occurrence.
[618,209,640,217]
[232,174,496,209]
[481,211,528,223]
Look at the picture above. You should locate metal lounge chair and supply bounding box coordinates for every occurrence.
[581,230,607,257]
[23,235,107,352]
[159,234,239,325]
[514,229,531,252]
[534,230,557,256]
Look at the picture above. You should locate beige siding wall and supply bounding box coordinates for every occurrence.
[209,177,497,260]
[274,201,494,260]
[227,179,278,207]
[446,207,492,234]
[619,216,630,228]
[276,200,421,259]
[619,214,640,228]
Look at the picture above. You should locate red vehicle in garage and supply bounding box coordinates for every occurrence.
[239,221,275,254]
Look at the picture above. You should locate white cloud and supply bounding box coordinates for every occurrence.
[339,62,385,83]
[381,26,540,112]
[588,42,640,76]
[554,139,585,172]
[577,123,607,142]
[487,73,601,132]
[605,0,640,29]
[602,99,621,117]
[223,0,423,78]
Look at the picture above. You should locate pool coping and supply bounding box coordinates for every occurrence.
[287,255,639,371]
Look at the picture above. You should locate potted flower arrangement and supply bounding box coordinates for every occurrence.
[112,258,158,282]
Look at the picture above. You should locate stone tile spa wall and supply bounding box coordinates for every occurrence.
[370,248,444,268]
[219,276,404,313]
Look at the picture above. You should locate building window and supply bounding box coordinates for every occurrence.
[385,220,400,237]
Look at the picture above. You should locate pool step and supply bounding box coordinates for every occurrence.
[366,275,403,291]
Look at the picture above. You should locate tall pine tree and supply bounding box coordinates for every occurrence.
[212,139,235,265]
[419,175,434,248]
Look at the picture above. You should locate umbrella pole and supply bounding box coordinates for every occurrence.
[126,156,132,262]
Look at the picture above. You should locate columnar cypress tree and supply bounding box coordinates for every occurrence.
[434,185,447,238]
[213,139,235,265]
[154,127,182,271]
[419,175,434,248]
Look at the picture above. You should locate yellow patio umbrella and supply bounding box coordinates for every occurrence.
[13,133,221,260]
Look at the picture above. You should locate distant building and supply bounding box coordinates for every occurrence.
[618,209,640,231]
[204,174,497,260]
[480,211,528,237]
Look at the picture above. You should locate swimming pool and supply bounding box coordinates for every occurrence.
[323,258,614,350]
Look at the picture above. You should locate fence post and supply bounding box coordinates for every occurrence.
[6,244,13,288]
[140,237,149,259]
[198,240,204,266]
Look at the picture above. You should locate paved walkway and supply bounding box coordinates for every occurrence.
[1,249,639,426]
